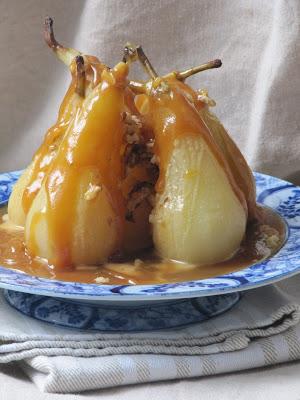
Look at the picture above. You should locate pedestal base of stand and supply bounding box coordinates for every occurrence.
[4,290,241,332]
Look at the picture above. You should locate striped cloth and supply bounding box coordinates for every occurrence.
[1,277,300,393]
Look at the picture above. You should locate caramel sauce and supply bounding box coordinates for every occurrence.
[0,206,286,285]
[18,61,154,268]
[22,56,106,215]
[22,82,81,214]
[27,63,129,267]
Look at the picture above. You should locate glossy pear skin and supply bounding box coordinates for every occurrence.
[25,64,128,267]
[7,80,83,227]
[25,169,119,266]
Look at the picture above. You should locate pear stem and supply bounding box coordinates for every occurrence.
[122,43,138,63]
[75,56,85,97]
[122,43,158,80]
[44,17,60,50]
[44,16,81,67]
[176,59,222,80]
[136,46,158,79]
[128,80,147,93]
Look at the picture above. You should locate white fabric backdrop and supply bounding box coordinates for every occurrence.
[0,0,299,182]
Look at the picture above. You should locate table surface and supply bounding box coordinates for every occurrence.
[0,361,298,399]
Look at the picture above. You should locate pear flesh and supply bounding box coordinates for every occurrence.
[151,135,247,264]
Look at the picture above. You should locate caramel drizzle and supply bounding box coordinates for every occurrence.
[21,38,105,214]
[135,78,247,213]
[40,65,128,268]
[22,78,81,214]
[128,45,255,217]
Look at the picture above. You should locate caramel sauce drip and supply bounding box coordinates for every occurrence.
[135,77,247,212]
[22,82,80,214]
[28,63,129,268]
[167,78,258,219]
[22,56,105,215]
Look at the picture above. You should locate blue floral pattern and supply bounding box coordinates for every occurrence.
[258,185,300,228]
[0,171,22,205]
[4,290,240,331]
[0,170,299,301]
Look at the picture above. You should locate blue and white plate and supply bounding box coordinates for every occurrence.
[0,170,299,302]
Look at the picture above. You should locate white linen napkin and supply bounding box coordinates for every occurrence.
[0,278,300,393]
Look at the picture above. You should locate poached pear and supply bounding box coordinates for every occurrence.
[134,77,248,264]
[7,34,259,271]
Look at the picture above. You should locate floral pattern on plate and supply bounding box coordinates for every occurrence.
[4,290,240,331]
